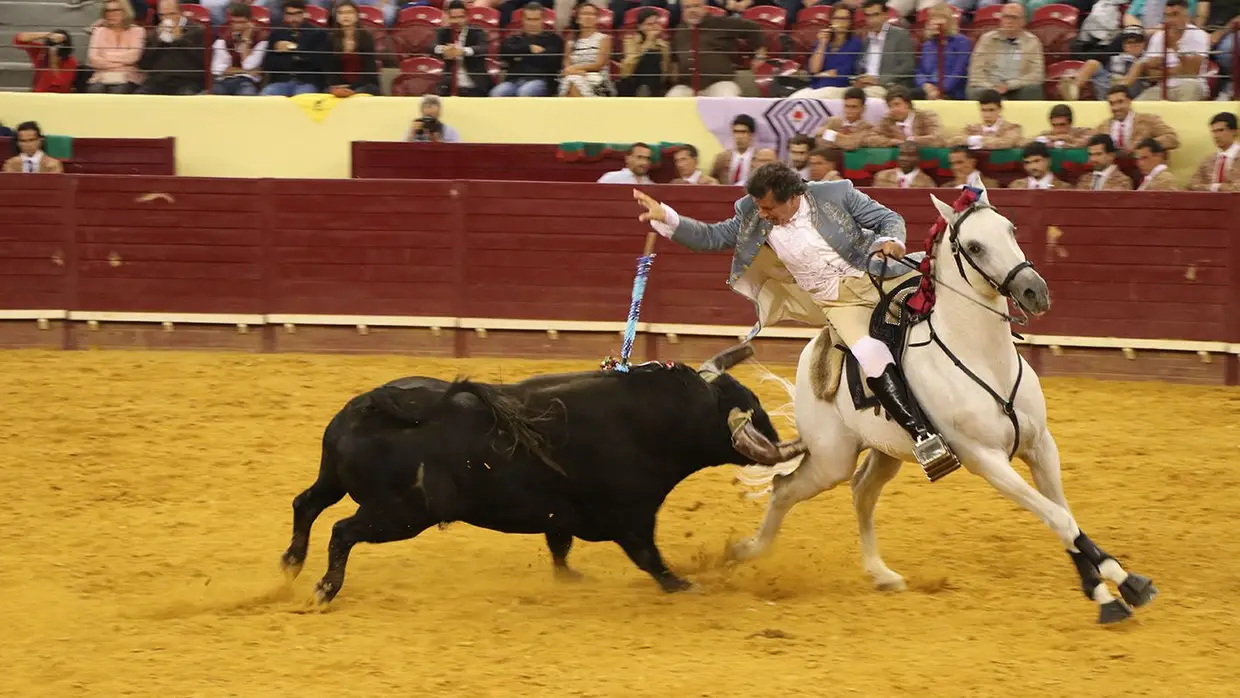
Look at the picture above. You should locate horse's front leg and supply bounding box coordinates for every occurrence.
[1021,430,1158,619]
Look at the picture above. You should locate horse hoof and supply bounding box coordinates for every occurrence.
[728,539,762,563]
[1119,574,1157,608]
[1098,599,1133,625]
[874,576,907,592]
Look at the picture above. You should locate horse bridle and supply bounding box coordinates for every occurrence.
[945,202,1036,326]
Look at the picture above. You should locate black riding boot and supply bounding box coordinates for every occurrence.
[865,365,961,482]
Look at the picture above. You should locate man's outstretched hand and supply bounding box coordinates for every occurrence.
[633,189,666,223]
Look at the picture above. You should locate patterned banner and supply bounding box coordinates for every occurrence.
[696,97,892,159]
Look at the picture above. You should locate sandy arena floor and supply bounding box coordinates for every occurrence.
[1,349,1237,697]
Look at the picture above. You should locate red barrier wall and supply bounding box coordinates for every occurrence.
[2,174,1238,383]
[0,137,176,175]
[352,142,680,182]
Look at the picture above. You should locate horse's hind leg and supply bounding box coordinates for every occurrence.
[1022,430,1157,620]
[730,444,861,562]
[281,445,347,580]
[851,450,906,591]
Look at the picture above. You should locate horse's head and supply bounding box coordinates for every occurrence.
[929,183,1050,316]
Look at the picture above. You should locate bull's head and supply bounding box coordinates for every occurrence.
[697,343,808,467]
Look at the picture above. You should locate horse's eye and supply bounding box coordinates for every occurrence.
[967,242,983,255]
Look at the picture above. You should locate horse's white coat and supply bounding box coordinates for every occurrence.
[732,184,1135,610]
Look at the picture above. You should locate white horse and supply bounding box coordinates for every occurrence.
[726,183,1158,625]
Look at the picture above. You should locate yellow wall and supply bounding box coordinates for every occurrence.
[0,92,1232,184]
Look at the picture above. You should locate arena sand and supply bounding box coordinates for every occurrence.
[1,349,1237,697]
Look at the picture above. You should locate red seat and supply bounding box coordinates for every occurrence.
[389,18,443,57]
[303,4,329,26]
[1044,59,1083,99]
[485,56,504,82]
[795,5,834,25]
[180,4,211,25]
[964,4,1004,40]
[1032,3,1079,26]
[742,5,788,26]
[622,5,669,30]
[752,57,799,97]
[250,5,271,26]
[357,5,386,26]
[1028,16,1077,59]
[392,56,443,96]
[596,7,614,28]
[467,5,501,54]
[398,5,443,25]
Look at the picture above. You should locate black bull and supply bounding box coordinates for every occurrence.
[280,344,807,603]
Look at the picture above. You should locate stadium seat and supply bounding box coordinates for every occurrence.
[965,4,1004,40]
[389,18,442,57]
[1031,3,1079,25]
[357,4,386,26]
[485,56,504,83]
[795,5,834,25]
[752,57,799,97]
[180,4,211,25]
[467,5,501,53]
[1028,14,1077,59]
[1043,59,1083,99]
[392,56,443,96]
[398,5,443,25]
[304,4,329,27]
[250,5,271,26]
[742,5,788,26]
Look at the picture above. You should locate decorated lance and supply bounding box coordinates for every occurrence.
[605,231,658,373]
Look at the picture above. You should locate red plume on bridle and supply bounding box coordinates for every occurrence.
[905,186,981,317]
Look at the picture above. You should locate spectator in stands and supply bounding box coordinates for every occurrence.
[13,30,78,93]
[1096,85,1180,156]
[866,86,945,146]
[948,89,1023,149]
[852,0,915,98]
[872,141,936,187]
[1028,103,1095,148]
[1188,112,1239,190]
[86,0,146,94]
[946,0,1003,13]
[324,1,380,97]
[2,121,64,174]
[1080,134,1134,189]
[211,3,268,96]
[1131,0,1210,100]
[966,3,1045,100]
[597,142,654,183]
[1008,142,1069,188]
[914,3,971,100]
[815,87,874,151]
[754,148,779,168]
[1205,13,1239,100]
[947,145,999,188]
[807,146,844,181]
[710,114,758,185]
[1069,25,1149,100]
[406,95,462,141]
[559,3,614,96]
[667,0,765,97]
[793,6,863,99]
[493,3,564,97]
[617,9,671,96]
[435,0,494,97]
[263,0,327,96]
[137,0,207,95]
[670,144,720,184]
[1133,138,1177,189]
[1123,0,1199,33]
[787,133,814,179]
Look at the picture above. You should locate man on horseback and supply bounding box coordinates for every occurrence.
[633,161,959,478]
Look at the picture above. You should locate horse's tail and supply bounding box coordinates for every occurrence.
[733,360,805,499]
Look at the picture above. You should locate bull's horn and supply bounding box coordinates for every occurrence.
[698,342,756,378]
[728,407,806,466]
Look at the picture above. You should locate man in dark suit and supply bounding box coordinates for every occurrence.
[491,2,563,97]
[433,0,493,97]
[262,0,327,96]
[853,0,915,98]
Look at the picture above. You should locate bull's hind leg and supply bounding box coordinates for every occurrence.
[281,449,347,580]
[545,531,586,582]
[851,450,906,591]
[1022,430,1158,623]
[730,444,861,562]
[316,502,432,604]
[617,520,692,593]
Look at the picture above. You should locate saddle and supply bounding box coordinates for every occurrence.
[809,275,923,413]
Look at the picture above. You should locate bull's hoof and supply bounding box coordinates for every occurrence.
[1119,573,1157,608]
[659,576,695,593]
[314,578,341,605]
[1098,599,1133,625]
[280,551,304,581]
[554,566,587,583]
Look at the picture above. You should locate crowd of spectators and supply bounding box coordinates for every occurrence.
[8,0,1238,99]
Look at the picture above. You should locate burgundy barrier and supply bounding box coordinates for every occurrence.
[352,142,680,182]
[2,175,1238,349]
[0,137,176,175]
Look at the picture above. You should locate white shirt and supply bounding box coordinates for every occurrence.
[822,120,863,144]
[210,34,268,79]
[1143,25,1209,91]
[898,113,916,140]
[597,168,652,184]
[20,151,43,173]
[648,197,900,304]
[1022,174,1055,189]
[727,149,753,185]
[682,170,703,184]
[1138,163,1168,190]
[1091,164,1117,190]
[1211,142,1240,191]
[896,168,923,188]
[797,165,811,181]
[958,170,984,188]
[864,24,888,76]
[435,28,477,89]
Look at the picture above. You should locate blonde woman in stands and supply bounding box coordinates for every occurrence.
[559,2,613,96]
[86,0,146,93]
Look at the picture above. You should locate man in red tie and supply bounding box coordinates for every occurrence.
[709,114,756,185]
[1187,112,1239,191]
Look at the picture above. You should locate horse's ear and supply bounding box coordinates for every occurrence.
[929,194,956,223]
[975,180,991,205]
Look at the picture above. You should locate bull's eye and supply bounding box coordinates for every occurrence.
[966,242,983,255]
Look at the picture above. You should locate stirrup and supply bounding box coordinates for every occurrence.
[913,434,961,483]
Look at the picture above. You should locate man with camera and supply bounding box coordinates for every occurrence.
[406,95,461,143]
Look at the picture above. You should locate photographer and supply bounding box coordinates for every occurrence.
[405,95,461,142]
[13,30,79,93]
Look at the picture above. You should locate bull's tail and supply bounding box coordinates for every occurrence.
[367,380,566,477]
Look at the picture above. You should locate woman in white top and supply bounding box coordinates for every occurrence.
[559,2,613,97]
